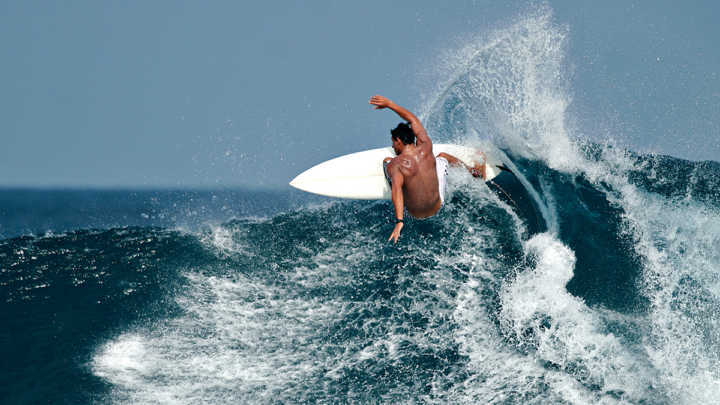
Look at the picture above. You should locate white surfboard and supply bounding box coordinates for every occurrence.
[289,144,502,200]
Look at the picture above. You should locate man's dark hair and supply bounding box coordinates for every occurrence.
[391,122,415,145]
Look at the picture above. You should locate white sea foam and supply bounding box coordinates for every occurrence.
[595,149,720,403]
[93,270,345,404]
[501,234,659,402]
[424,221,644,404]
[449,268,596,405]
[92,217,390,403]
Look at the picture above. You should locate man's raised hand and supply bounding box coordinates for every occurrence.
[369,95,392,110]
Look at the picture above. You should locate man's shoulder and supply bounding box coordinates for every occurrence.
[386,157,403,173]
[389,155,415,176]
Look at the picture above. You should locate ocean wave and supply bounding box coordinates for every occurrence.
[3,5,720,404]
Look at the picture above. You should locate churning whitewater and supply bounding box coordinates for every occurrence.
[3,7,720,404]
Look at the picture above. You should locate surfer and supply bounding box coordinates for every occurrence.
[370,95,485,243]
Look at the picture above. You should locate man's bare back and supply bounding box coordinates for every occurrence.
[384,144,442,219]
[370,95,485,243]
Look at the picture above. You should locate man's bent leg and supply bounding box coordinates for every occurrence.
[436,152,486,180]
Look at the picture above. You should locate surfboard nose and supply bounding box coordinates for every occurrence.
[288,175,307,191]
[289,170,320,195]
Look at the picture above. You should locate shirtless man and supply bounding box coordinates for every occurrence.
[370,95,485,243]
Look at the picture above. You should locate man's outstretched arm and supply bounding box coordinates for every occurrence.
[369,95,432,147]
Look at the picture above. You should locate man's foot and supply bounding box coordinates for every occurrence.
[470,163,486,180]
[471,151,487,180]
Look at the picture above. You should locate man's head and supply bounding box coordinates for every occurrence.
[391,122,415,154]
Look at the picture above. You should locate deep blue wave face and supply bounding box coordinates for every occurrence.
[0,188,524,403]
[508,154,647,314]
[4,7,720,405]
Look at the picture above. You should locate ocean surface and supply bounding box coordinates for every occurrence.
[4,8,720,405]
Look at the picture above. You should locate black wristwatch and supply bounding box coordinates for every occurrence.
[395,218,404,224]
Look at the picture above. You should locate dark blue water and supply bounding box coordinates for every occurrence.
[0,188,319,240]
[0,189,321,403]
[4,8,720,404]
[3,147,720,403]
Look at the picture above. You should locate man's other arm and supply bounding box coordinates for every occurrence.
[388,165,405,243]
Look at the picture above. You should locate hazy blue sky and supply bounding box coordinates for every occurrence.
[2,1,718,188]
